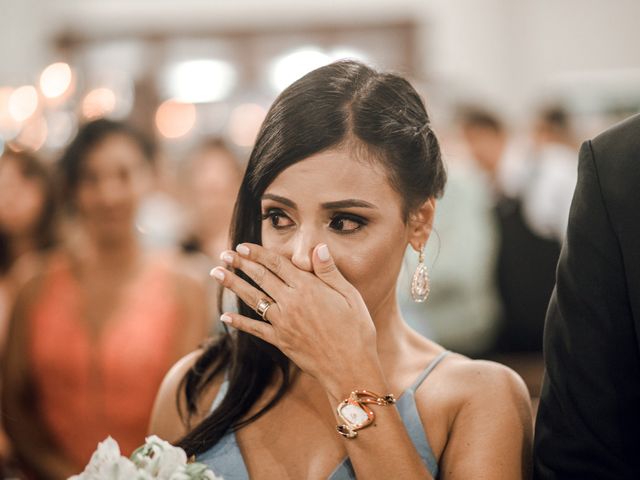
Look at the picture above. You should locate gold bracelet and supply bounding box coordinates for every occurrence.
[336,390,396,439]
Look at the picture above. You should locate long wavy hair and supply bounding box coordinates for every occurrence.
[178,60,447,456]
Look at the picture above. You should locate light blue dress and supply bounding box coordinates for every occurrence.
[198,351,449,479]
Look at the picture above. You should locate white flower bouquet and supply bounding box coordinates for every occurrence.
[69,436,221,480]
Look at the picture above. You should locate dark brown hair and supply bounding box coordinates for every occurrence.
[178,60,446,455]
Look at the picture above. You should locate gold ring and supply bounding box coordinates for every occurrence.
[255,298,274,320]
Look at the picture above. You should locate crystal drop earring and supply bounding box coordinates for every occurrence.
[411,245,430,303]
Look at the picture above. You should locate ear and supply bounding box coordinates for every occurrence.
[407,198,436,253]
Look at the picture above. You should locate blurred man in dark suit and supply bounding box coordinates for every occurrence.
[534,113,640,479]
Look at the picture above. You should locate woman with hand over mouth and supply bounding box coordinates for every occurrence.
[151,60,532,480]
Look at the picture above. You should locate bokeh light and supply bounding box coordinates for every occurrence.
[0,88,12,114]
[45,110,77,150]
[228,103,267,147]
[8,85,39,122]
[269,46,369,93]
[155,99,196,139]
[82,87,117,119]
[164,59,236,103]
[0,87,20,140]
[89,71,135,120]
[40,62,73,99]
[270,47,331,92]
[14,114,48,151]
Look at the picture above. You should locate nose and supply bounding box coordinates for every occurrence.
[288,228,321,272]
[98,177,127,207]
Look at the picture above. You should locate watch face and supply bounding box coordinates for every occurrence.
[337,401,373,429]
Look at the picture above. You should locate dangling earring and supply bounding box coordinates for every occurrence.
[411,245,430,303]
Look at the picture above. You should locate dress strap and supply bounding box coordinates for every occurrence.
[408,350,450,394]
[209,369,230,413]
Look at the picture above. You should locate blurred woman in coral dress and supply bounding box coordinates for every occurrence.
[2,119,210,479]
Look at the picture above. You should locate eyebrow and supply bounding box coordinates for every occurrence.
[261,194,377,210]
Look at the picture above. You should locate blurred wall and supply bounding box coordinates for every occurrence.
[0,0,54,85]
[425,0,640,117]
[1,0,639,120]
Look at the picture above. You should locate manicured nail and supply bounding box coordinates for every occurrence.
[236,244,250,256]
[220,251,235,264]
[210,267,225,281]
[220,313,233,324]
[317,244,330,261]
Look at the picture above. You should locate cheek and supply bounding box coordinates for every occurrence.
[16,189,45,225]
[132,170,152,197]
[75,186,96,213]
[261,225,284,252]
[333,232,406,308]
[126,183,146,208]
[120,173,147,206]
[0,176,41,212]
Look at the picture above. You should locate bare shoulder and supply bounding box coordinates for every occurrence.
[165,255,210,312]
[416,354,533,478]
[149,350,201,441]
[149,349,225,443]
[9,249,63,292]
[9,250,50,286]
[441,355,530,406]
[6,250,62,321]
[423,354,532,431]
[158,253,211,338]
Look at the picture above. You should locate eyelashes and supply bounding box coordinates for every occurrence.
[261,208,294,229]
[261,207,369,234]
[328,212,369,233]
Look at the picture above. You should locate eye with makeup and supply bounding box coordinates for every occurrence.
[261,207,295,229]
[261,207,368,234]
[328,212,368,234]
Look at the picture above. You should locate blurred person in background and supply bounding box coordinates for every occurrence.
[0,149,57,477]
[522,106,578,242]
[1,119,210,479]
[179,138,244,334]
[458,108,511,190]
[398,133,501,357]
[460,108,561,355]
[0,149,57,337]
[180,137,243,263]
[135,156,186,252]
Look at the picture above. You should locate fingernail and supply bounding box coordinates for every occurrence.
[236,244,250,256]
[210,267,225,281]
[318,244,330,261]
[220,313,233,324]
[220,251,235,264]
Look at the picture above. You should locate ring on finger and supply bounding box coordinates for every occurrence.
[255,297,274,321]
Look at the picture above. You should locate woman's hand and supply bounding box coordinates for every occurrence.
[210,242,382,398]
